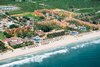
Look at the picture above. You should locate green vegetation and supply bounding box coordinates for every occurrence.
[0,0,100,52]
[0,41,7,52]
[75,12,100,24]
[75,8,95,13]
[17,31,34,38]
[1,0,100,15]
[67,20,91,32]
[0,0,45,15]
[47,31,65,38]
[12,41,34,49]
[36,23,54,32]
[9,24,19,29]
[3,32,13,38]
[0,14,6,20]
[69,21,81,25]
[1,0,99,25]
[0,32,6,40]
[24,14,34,17]
[35,22,61,32]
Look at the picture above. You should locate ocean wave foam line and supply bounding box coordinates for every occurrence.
[71,38,100,49]
[0,49,69,67]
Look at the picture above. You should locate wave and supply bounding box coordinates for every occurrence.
[71,38,100,50]
[0,49,69,67]
[1,38,100,67]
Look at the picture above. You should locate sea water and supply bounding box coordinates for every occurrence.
[0,38,100,67]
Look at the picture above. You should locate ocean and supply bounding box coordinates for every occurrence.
[0,37,100,67]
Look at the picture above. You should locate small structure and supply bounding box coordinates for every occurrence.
[69,31,79,35]
[0,6,19,11]
[6,21,15,28]
[33,36,41,43]
[79,26,86,31]
[0,18,15,29]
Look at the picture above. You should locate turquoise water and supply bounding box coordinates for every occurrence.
[0,38,100,67]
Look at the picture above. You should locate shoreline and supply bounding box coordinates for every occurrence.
[0,31,100,61]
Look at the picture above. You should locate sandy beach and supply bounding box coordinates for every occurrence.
[0,31,100,61]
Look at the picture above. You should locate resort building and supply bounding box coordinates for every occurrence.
[2,37,23,46]
[0,18,15,29]
[0,6,19,11]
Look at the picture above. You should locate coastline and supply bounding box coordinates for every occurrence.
[0,31,100,61]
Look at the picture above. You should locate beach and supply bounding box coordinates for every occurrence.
[0,31,100,61]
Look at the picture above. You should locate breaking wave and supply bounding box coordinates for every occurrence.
[0,49,69,67]
[71,38,100,49]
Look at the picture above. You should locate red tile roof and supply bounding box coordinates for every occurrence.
[2,37,23,45]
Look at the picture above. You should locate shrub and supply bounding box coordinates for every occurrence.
[0,41,7,51]
[36,23,53,32]
[47,31,65,38]
[9,24,19,29]
[3,32,13,38]
[17,31,33,38]
[35,22,62,32]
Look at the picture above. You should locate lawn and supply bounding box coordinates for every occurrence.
[0,0,100,14]
[0,32,6,40]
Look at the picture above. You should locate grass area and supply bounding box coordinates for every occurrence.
[11,12,33,16]
[7,2,42,15]
[0,32,6,40]
[23,13,35,17]
[75,8,94,13]
[0,0,100,15]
